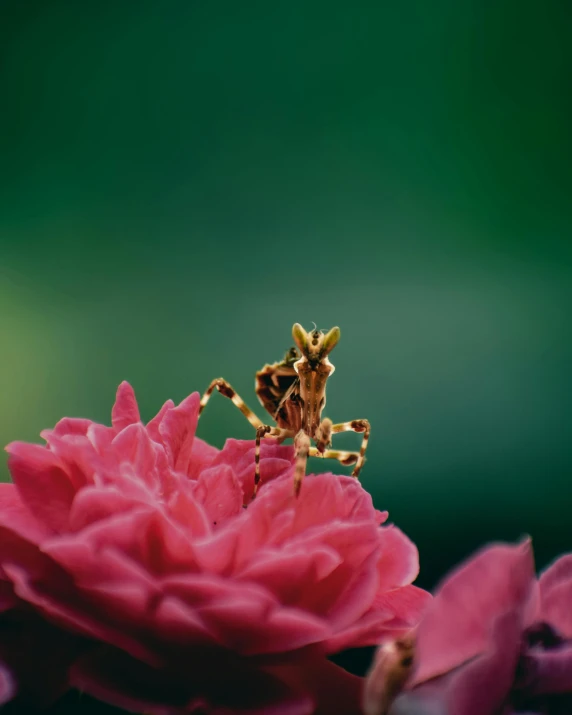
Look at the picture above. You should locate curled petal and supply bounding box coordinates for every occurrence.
[52,417,93,437]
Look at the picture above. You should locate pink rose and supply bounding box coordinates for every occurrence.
[1,382,429,713]
[363,541,572,715]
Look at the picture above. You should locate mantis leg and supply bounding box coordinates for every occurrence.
[199,378,264,429]
[329,419,371,477]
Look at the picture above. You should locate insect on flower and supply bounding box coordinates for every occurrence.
[199,323,371,498]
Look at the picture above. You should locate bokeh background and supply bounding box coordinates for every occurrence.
[1,0,571,605]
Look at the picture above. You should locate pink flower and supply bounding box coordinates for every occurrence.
[363,541,572,715]
[0,382,429,713]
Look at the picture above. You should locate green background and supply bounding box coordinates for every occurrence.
[1,0,571,599]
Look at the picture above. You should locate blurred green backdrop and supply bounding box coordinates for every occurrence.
[1,0,570,592]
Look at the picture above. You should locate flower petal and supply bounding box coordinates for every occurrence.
[6,443,76,534]
[52,417,93,437]
[193,464,244,524]
[412,540,535,685]
[539,554,572,638]
[377,526,421,591]
[159,392,201,474]
[0,483,48,544]
[112,422,159,488]
[448,610,523,715]
[111,381,141,432]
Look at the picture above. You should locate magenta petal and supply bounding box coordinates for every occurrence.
[0,483,48,543]
[111,381,141,433]
[193,464,244,524]
[39,431,99,490]
[323,609,392,654]
[159,392,201,474]
[68,485,150,531]
[167,486,211,538]
[6,442,76,534]
[377,526,421,591]
[153,596,218,646]
[238,544,342,599]
[52,417,93,437]
[412,540,535,685]
[145,398,175,443]
[186,436,220,481]
[325,551,381,629]
[539,554,572,638]
[325,585,430,653]
[255,608,330,653]
[368,584,432,636]
[448,610,523,715]
[111,423,158,486]
[161,572,264,608]
[371,585,433,626]
[86,423,116,454]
